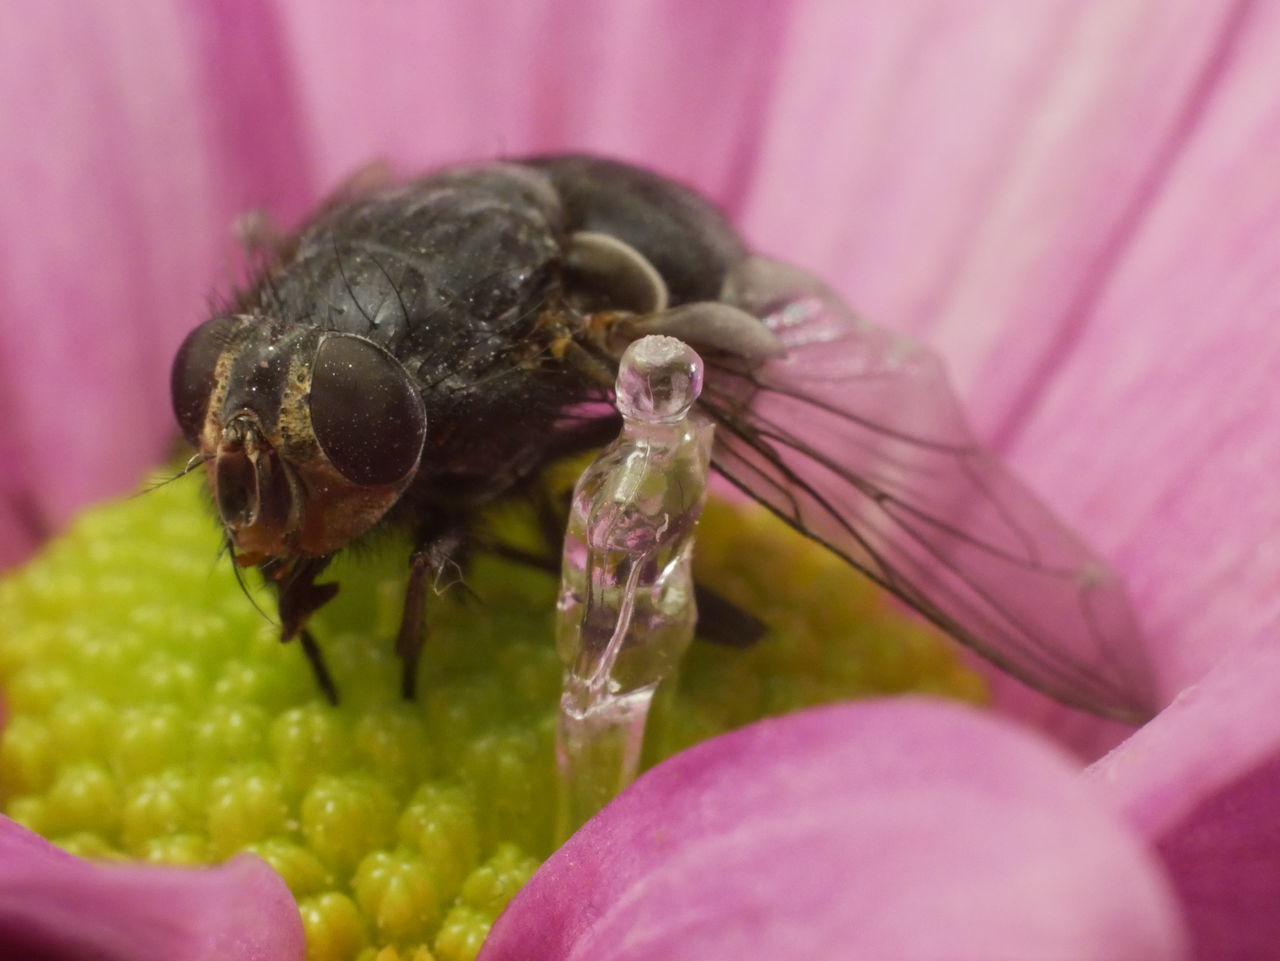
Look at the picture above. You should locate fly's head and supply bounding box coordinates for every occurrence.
[170,315,427,564]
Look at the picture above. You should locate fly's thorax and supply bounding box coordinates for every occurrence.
[172,315,427,563]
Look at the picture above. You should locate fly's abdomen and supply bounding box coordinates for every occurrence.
[523,155,748,305]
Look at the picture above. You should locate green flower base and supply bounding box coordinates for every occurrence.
[0,474,984,961]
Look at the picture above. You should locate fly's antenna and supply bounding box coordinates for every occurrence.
[137,452,213,497]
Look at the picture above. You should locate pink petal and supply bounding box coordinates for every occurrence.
[733,1,1280,732]
[9,2,1264,733]
[0,1,314,568]
[0,815,303,961]
[482,700,1187,961]
[1001,4,1280,698]
[265,0,1280,740]
[272,0,790,202]
[1089,637,1280,961]
[261,2,1244,748]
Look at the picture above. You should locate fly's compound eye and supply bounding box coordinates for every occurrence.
[171,315,242,445]
[309,334,427,487]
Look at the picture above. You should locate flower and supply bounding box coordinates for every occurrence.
[0,456,979,959]
[481,699,1189,961]
[3,2,1279,960]
[0,818,303,961]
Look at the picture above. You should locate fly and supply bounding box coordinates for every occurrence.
[170,154,1157,722]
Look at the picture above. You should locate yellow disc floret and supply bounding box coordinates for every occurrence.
[0,474,984,960]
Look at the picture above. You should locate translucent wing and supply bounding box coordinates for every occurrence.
[699,257,1157,722]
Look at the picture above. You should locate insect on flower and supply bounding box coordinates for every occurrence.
[170,154,1157,722]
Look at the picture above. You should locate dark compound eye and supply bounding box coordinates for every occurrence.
[309,334,427,487]
[171,315,241,445]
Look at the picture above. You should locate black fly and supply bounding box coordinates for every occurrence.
[171,155,1156,722]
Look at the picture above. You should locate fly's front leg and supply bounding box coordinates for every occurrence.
[267,555,340,704]
[397,528,467,700]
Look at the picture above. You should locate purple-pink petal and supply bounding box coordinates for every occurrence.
[482,700,1188,961]
[0,815,303,961]
[738,0,1280,747]
[0,0,314,568]
[6,3,1277,732]
[998,3,1280,702]
[271,0,791,202]
[1089,637,1280,961]
[3,1,1279,955]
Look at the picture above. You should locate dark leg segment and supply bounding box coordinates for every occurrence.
[298,629,339,705]
[692,584,767,648]
[397,551,433,701]
[267,555,340,703]
[397,528,468,700]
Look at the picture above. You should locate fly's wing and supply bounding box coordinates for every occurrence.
[700,257,1157,722]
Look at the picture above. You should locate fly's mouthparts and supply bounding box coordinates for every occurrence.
[219,411,264,454]
[214,413,294,543]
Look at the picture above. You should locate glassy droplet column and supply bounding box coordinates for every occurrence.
[555,335,714,840]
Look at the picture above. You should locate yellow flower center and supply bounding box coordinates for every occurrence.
[0,475,984,960]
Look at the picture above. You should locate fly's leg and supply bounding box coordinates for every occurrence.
[557,338,618,390]
[397,552,432,701]
[297,630,338,706]
[691,586,765,648]
[269,556,340,704]
[397,528,467,700]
